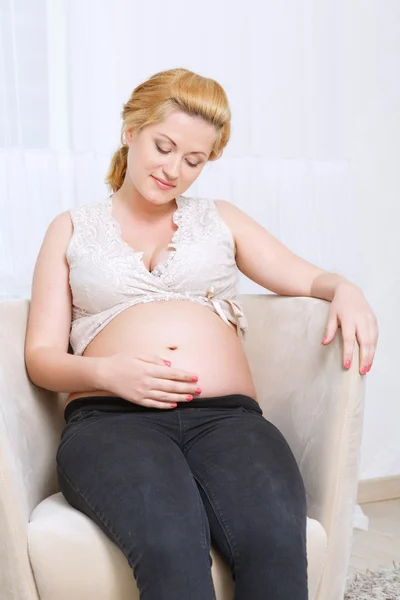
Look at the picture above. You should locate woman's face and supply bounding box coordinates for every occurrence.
[125,110,217,204]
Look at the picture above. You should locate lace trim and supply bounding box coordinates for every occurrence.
[104,195,188,276]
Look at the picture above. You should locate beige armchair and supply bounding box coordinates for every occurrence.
[0,295,365,600]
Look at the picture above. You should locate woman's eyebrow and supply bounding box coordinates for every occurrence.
[156,132,207,157]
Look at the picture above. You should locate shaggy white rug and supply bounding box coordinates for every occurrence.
[345,562,400,599]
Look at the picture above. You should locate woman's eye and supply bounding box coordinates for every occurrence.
[156,144,169,154]
[156,143,198,168]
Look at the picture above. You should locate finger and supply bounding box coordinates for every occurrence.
[341,325,355,369]
[322,314,338,344]
[363,322,375,369]
[356,313,378,373]
[355,326,372,374]
[148,389,195,403]
[149,364,199,383]
[149,377,202,395]
[138,355,173,367]
[366,317,379,371]
[139,398,178,409]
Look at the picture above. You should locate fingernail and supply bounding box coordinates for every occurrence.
[194,388,201,394]
[170,403,177,408]
[163,360,171,366]
[192,376,198,382]
[361,366,368,375]
[344,361,351,369]
[367,364,372,372]
[322,337,329,343]
[186,395,193,401]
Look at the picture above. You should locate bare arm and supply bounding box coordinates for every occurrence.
[215,199,328,297]
[24,211,103,393]
[214,200,378,375]
[24,212,199,407]
[25,346,103,393]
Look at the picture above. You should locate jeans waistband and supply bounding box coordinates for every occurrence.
[64,394,262,422]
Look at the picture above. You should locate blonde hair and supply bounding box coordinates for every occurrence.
[106,68,231,192]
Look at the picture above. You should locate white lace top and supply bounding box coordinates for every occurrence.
[66,194,248,355]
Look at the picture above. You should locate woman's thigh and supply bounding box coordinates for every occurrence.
[56,409,215,596]
[183,407,308,599]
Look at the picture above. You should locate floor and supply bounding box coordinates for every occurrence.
[347,498,400,585]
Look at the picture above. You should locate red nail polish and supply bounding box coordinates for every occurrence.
[361,366,368,375]
[367,364,372,372]
[192,376,198,382]
[344,361,351,369]
[186,395,193,401]
[194,388,201,394]
[170,403,177,408]
[163,360,171,366]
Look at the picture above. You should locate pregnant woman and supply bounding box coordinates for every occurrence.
[24,68,378,600]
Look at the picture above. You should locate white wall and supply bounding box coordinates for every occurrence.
[345,1,400,478]
[0,0,399,479]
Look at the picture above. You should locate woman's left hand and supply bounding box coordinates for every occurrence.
[321,283,378,375]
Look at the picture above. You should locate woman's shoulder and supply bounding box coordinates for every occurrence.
[180,195,235,210]
[61,198,109,233]
[179,194,221,210]
[180,194,236,219]
[66,196,109,216]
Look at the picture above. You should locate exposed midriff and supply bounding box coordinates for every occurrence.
[65,300,258,408]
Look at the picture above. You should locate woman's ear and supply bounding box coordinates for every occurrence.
[125,128,134,144]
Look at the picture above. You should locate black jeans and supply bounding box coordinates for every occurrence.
[56,394,308,600]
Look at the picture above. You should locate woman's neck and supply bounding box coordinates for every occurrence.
[114,178,177,221]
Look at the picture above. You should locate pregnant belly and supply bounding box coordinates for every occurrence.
[65,300,258,407]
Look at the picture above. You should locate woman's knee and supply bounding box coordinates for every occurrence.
[234,518,307,573]
[234,486,307,561]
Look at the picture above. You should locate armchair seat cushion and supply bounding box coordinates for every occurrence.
[28,493,327,600]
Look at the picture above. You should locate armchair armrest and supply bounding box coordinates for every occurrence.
[239,294,366,600]
[0,299,65,600]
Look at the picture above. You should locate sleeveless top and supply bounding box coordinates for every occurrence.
[66,195,248,356]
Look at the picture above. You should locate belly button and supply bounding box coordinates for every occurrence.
[167,346,178,351]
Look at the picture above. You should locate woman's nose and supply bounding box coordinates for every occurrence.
[163,156,181,180]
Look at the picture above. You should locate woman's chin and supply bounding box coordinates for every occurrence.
[145,186,177,204]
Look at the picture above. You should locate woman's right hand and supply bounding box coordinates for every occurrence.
[96,352,201,409]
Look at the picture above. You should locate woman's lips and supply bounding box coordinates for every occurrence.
[152,176,175,190]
